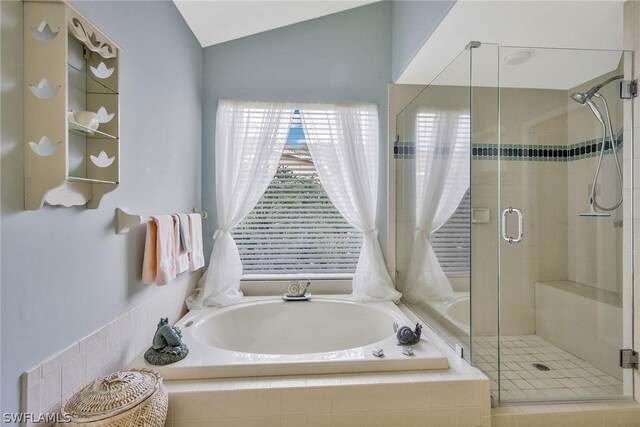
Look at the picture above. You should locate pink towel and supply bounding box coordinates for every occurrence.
[152,215,176,285]
[142,220,157,284]
[188,213,205,271]
[173,214,190,275]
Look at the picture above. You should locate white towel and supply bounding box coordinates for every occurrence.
[173,214,190,275]
[142,219,157,284]
[176,213,192,252]
[188,213,205,271]
[152,215,176,285]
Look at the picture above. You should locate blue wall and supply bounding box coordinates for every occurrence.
[391,0,456,81]
[1,0,202,416]
[202,1,393,259]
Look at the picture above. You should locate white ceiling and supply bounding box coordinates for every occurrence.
[397,0,625,90]
[173,0,377,47]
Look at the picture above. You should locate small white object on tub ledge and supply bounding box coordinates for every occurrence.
[372,347,384,357]
[402,347,414,356]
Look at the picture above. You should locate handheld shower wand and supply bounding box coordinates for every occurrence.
[570,76,624,217]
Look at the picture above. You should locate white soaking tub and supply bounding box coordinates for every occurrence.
[131,296,449,379]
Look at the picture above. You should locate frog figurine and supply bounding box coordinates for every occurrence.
[144,317,189,365]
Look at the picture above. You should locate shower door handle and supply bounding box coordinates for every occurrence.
[501,207,523,243]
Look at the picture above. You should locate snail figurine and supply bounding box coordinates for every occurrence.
[286,280,310,297]
[393,322,422,346]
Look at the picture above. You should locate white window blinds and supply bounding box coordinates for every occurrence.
[416,111,471,277]
[431,190,471,276]
[233,110,362,277]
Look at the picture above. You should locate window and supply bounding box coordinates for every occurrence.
[233,110,362,278]
[416,111,471,277]
[431,190,471,276]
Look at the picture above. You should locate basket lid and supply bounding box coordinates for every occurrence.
[62,369,162,422]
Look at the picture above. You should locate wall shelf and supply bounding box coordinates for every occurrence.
[68,176,118,185]
[68,120,117,139]
[24,0,122,210]
[67,62,118,94]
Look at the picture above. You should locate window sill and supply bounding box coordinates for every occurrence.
[240,276,352,296]
[241,273,354,281]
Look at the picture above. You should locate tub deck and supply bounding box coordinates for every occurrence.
[130,296,449,380]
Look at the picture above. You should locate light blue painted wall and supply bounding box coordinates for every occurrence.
[202,1,393,259]
[0,1,202,416]
[391,0,456,81]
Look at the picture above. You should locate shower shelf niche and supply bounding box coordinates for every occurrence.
[24,0,121,210]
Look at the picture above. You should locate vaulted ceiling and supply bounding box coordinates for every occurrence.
[173,1,377,47]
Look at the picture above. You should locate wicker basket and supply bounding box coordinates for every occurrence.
[59,369,168,426]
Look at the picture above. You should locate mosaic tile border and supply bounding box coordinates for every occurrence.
[394,134,623,162]
[472,137,623,161]
[393,141,415,159]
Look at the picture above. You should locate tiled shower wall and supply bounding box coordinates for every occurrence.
[394,85,572,337]
[474,88,570,337]
[567,69,625,296]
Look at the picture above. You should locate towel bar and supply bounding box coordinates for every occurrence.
[116,207,207,234]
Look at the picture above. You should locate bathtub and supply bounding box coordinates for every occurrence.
[416,292,470,338]
[131,296,449,379]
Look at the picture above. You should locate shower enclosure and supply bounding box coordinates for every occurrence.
[394,43,635,404]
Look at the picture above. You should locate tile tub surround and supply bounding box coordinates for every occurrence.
[130,296,448,380]
[20,273,199,425]
[166,304,492,427]
[165,372,491,427]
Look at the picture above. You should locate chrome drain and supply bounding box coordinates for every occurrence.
[532,363,550,371]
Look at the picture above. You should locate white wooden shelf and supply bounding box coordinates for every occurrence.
[24,0,121,210]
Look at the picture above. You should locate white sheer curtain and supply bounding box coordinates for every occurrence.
[300,103,401,302]
[187,100,294,309]
[403,110,470,303]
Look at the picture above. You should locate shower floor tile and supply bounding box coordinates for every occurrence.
[473,335,623,401]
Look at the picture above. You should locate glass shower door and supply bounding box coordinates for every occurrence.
[495,46,634,403]
[395,47,473,363]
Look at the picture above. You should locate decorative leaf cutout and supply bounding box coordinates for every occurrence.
[90,151,115,168]
[90,62,114,79]
[29,21,59,41]
[29,78,60,99]
[29,136,60,156]
[69,18,117,59]
[95,107,115,124]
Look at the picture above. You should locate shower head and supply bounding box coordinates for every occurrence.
[570,92,588,104]
[571,74,624,104]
